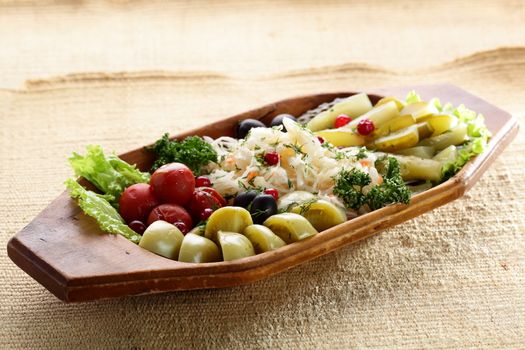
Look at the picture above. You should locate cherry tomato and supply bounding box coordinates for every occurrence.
[187,187,225,222]
[334,114,352,128]
[357,119,375,135]
[263,188,279,201]
[199,187,227,207]
[119,183,159,223]
[128,220,146,235]
[195,176,212,187]
[264,151,280,166]
[150,162,195,205]
[146,204,193,233]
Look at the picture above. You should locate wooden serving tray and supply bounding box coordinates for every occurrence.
[7,84,518,302]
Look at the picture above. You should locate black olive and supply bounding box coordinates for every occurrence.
[233,190,259,209]
[250,194,278,224]
[270,114,297,131]
[236,119,266,139]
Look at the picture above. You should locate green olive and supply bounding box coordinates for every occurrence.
[138,220,184,259]
[205,207,253,242]
[178,233,221,263]
[217,231,255,261]
[243,225,286,253]
[290,199,346,231]
[263,213,318,244]
[277,191,316,212]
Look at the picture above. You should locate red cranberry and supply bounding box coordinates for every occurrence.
[357,119,375,135]
[317,136,325,144]
[200,208,214,221]
[173,221,189,234]
[263,188,279,201]
[195,176,212,187]
[128,220,146,235]
[264,151,280,166]
[334,114,352,128]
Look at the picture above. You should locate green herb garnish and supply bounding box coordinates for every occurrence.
[149,134,218,175]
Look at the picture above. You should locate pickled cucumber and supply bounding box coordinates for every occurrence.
[418,123,468,150]
[424,114,459,137]
[346,101,400,129]
[306,93,373,132]
[314,129,365,147]
[375,96,406,111]
[395,146,435,159]
[373,124,419,152]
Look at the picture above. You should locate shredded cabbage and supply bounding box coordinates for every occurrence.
[206,119,383,216]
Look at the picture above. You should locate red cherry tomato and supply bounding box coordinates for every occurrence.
[357,119,375,135]
[199,187,227,207]
[187,187,225,222]
[195,176,212,187]
[263,188,279,201]
[150,163,195,205]
[146,204,192,233]
[119,183,159,223]
[264,151,280,166]
[334,114,352,128]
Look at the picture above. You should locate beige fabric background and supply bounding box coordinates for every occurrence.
[1,1,524,349]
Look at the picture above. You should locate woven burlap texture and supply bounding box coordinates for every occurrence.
[1,1,525,348]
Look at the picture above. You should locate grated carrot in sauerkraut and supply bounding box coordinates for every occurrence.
[204,119,383,217]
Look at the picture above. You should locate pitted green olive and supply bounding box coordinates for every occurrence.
[178,233,221,263]
[290,199,346,231]
[263,213,318,243]
[243,224,286,253]
[139,220,184,259]
[204,207,253,242]
[217,231,255,261]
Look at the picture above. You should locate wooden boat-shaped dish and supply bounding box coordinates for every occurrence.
[7,84,518,302]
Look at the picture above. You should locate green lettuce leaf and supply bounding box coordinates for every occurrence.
[65,179,142,243]
[405,90,421,104]
[68,145,150,203]
[441,106,491,180]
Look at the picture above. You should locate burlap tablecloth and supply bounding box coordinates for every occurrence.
[1,1,524,349]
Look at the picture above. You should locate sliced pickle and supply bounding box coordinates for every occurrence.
[306,93,373,131]
[433,145,457,163]
[400,100,439,121]
[418,123,468,150]
[416,122,434,139]
[178,233,221,263]
[314,129,365,147]
[290,199,346,231]
[392,155,443,182]
[395,146,435,159]
[375,96,406,111]
[243,225,286,253]
[205,206,253,242]
[217,231,255,261]
[346,101,399,129]
[278,191,316,211]
[263,213,318,244]
[424,114,459,136]
[139,220,184,259]
[373,114,416,138]
[373,124,419,152]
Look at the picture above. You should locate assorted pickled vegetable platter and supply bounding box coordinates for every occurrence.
[66,91,490,263]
